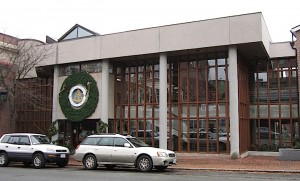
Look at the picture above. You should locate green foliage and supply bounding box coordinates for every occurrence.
[294,141,300,149]
[259,144,269,151]
[59,72,99,122]
[48,122,58,136]
[249,144,258,151]
[97,120,108,133]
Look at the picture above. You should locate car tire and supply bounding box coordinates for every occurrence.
[137,155,153,172]
[56,159,69,168]
[0,152,9,167]
[83,154,97,170]
[32,153,46,169]
[155,166,168,171]
[105,164,116,170]
[23,161,31,167]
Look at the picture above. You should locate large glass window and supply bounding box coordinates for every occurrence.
[249,58,299,151]
[113,52,229,153]
[59,61,106,76]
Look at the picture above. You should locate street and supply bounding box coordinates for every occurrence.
[0,164,300,181]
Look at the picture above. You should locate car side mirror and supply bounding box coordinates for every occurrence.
[124,143,131,148]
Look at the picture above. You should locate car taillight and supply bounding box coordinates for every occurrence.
[75,145,80,150]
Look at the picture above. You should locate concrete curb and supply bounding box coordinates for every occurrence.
[67,162,300,174]
[171,167,300,174]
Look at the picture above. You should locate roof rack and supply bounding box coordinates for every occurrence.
[95,133,116,135]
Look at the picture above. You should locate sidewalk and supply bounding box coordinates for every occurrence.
[172,153,300,173]
[69,153,300,173]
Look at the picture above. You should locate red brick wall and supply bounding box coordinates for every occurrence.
[297,32,300,64]
[0,33,18,45]
[0,102,9,137]
[296,31,300,119]
[0,33,18,136]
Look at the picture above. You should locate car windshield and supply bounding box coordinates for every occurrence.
[127,137,149,147]
[30,135,51,144]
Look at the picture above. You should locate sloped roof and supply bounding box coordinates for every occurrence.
[291,25,300,37]
[58,24,99,42]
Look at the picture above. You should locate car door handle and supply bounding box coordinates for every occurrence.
[18,147,21,149]
[6,146,8,148]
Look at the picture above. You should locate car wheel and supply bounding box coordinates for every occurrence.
[56,159,69,168]
[137,155,153,172]
[23,161,32,167]
[105,164,116,170]
[155,166,168,171]
[32,153,46,169]
[0,152,9,167]
[83,154,97,170]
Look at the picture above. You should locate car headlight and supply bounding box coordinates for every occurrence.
[157,152,168,157]
[46,148,55,152]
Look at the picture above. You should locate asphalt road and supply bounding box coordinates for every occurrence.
[1,164,300,181]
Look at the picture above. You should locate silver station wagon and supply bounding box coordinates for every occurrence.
[74,134,176,172]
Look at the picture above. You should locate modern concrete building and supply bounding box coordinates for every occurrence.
[3,12,299,158]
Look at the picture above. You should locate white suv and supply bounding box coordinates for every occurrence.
[74,134,176,172]
[0,133,70,168]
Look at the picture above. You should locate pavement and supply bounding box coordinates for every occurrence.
[68,153,300,173]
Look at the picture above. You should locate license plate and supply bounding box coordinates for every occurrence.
[173,159,176,164]
[60,154,66,158]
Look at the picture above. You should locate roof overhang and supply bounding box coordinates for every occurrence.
[291,25,300,37]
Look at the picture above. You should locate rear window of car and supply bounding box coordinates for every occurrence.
[0,135,10,143]
[98,137,114,146]
[8,136,20,144]
[19,136,30,145]
[81,137,102,145]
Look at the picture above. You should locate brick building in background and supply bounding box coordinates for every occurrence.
[291,26,300,112]
[0,33,18,136]
[0,33,53,137]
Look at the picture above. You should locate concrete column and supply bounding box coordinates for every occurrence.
[101,59,109,126]
[228,45,240,159]
[52,65,59,123]
[159,53,168,149]
[52,44,59,124]
[51,65,59,141]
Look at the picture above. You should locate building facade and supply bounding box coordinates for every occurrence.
[0,33,53,136]
[0,33,18,135]
[4,12,299,158]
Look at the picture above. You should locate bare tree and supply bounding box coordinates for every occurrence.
[0,34,53,133]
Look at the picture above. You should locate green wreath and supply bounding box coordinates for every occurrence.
[59,71,99,122]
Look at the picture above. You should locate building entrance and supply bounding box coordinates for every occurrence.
[57,119,97,149]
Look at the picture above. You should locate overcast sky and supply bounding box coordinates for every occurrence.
[1,0,299,42]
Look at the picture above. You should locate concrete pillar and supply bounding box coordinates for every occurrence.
[101,59,109,126]
[51,65,59,141]
[52,65,59,123]
[52,44,59,124]
[228,45,240,159]
[159,53,168,149]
